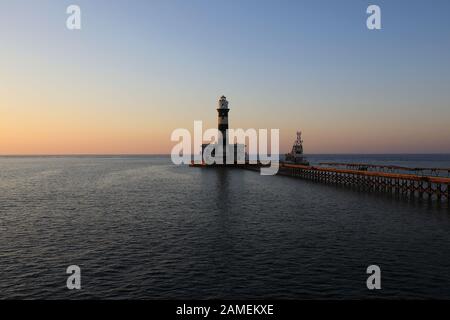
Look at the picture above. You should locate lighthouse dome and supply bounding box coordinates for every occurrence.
[218,95,229,109]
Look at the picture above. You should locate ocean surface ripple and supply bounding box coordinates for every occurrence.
[1,155,450,299]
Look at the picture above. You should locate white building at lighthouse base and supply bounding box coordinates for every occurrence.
[201,143,246,165]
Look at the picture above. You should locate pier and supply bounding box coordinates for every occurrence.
[279,163,450,202]
[190,162,450,202]
[318,162,450,177]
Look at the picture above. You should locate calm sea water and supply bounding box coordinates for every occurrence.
[1,155,450,299]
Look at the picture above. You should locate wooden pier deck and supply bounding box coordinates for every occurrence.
[279,163,450,202]
[318,162,450,177]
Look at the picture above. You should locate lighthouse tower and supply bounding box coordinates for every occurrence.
[201,95,244,165]
[217,95,229,145]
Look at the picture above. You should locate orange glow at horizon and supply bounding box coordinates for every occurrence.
[1,67,449,155]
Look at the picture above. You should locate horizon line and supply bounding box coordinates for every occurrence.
[2,153,450,157]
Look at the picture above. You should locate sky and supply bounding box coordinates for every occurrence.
[1,0,450,154]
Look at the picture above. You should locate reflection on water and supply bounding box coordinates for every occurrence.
[0,155,450,299]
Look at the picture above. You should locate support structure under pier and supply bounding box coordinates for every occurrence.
[279,163,450,203]
[190,161,450,203]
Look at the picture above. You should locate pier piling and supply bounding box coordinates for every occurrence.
[278,163,450,203]
[190,161,450,203]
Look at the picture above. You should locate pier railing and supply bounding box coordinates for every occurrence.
[280,163,450,202]
[318,162,450,177]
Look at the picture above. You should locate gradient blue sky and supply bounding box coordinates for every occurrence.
[1,0,450,154]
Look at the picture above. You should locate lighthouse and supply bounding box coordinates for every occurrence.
[217,95,229,145]
[217,96,229,163]
[201,95,245,164]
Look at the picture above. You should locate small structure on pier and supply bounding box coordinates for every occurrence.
[285,131,309,165]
